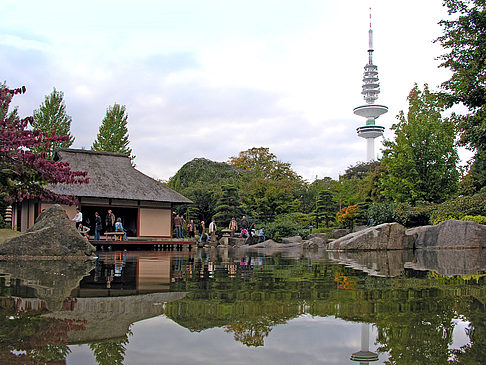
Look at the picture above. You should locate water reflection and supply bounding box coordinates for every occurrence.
[0,248,485,364]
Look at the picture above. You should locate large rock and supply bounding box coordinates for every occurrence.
[0,204,96,257]
[407,219,486,249]
[327,223,413,251]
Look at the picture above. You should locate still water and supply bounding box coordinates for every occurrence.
[1,248,485,364]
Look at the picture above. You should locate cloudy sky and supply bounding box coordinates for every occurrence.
[1,0,456,181]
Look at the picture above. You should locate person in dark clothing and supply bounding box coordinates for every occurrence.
[105,210,115,233]
[94,212,102,240]
[240,216,249,231]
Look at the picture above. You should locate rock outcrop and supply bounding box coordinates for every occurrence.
[406,219,486,249]
[0,204,96,257]
[327,223,413,251]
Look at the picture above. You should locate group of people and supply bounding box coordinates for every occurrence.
[72,208,127,241]
[229,216,265,244]
[173,213,265,245]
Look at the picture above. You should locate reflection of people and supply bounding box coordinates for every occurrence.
[105,210,115,232]
[94,212,102,240]
[115,217,127,240]
[72,208,82,229]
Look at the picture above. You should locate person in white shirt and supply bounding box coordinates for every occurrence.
[209,219,217,242]
[72,208,82,229]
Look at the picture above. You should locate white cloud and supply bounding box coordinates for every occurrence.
[1,0,456,181]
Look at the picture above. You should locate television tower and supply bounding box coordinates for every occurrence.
[353,10,387,161]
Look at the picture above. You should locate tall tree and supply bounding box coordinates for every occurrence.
[32,88,74,158]
[0,86,88,204]
[378,84,459,204]
[436,0,486,192]
[228,147,303,222]
[213,184,242,227]
[92,104,134,162]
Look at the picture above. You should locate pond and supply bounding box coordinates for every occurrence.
[1,248,485,364]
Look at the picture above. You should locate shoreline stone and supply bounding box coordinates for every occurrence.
[0,204,96,257]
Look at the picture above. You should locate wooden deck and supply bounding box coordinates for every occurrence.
[91,238,196,251]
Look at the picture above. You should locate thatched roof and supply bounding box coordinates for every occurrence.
[47,149,192,204]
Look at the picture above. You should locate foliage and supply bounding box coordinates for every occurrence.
[431,190,486,223]
[434,214,486,225]
[263,214,309,242]
[92,103,135,162]
[378,84,459,204]
[228,147,301,183]
[367,201,399,226]
[168,158,242,222]
[213,184,242,227]
[436,0,486,192]
[0,86,89,204]
[393,202,436,227]
[313,189,337,228]
[336,204,358,229]
[31,88,74,158]
[89,333,131,365]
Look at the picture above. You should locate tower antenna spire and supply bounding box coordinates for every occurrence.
[368,7,373,65]
[353,10,387,161]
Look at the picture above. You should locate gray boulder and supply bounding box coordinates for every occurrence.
[282,236,303,244]
[303,236,327,249]
[407,219,486,249]
[327,223,413,251]
[0,204,96,257]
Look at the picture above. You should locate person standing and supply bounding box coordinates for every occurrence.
[94,212,102,241]
[180,215,186,238]
[198,220,208,243]
[228,217,238,236]
[105,210,115,233]
[258,227,265,243]
[209,219,217,242]
[72,208,83,229]
[188,219,196,238]
[174,214,182,238]
[240,216,249,231]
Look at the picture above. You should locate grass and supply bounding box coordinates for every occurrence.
[0,228,21,244]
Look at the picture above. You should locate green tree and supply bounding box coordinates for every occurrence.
[313,189,337,228]
[378,84,459,204]
[436,0,486,192]
[32,88,74,158]
[92,104,134,162]
[228,147,304,222]
[213,184,242,227]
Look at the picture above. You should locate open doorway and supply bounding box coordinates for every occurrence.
[81,206,138,237]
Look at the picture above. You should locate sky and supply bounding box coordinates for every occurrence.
[0,0,458,182]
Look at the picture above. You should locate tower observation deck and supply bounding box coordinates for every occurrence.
[353,11,387,161]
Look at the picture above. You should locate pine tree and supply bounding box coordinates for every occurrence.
[32,88,74,158]
[213,184,242,228]
[314,189,336,228]
[92,104,134,162]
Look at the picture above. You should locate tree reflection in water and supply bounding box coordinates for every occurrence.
[0,249,485,364]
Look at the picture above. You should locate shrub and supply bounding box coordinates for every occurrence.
[336,204,358,229]
[264,215,309,242]
[393,202,436,227]
[430,193,486,223]
[367,202,398,226]
[434,215,486,225]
